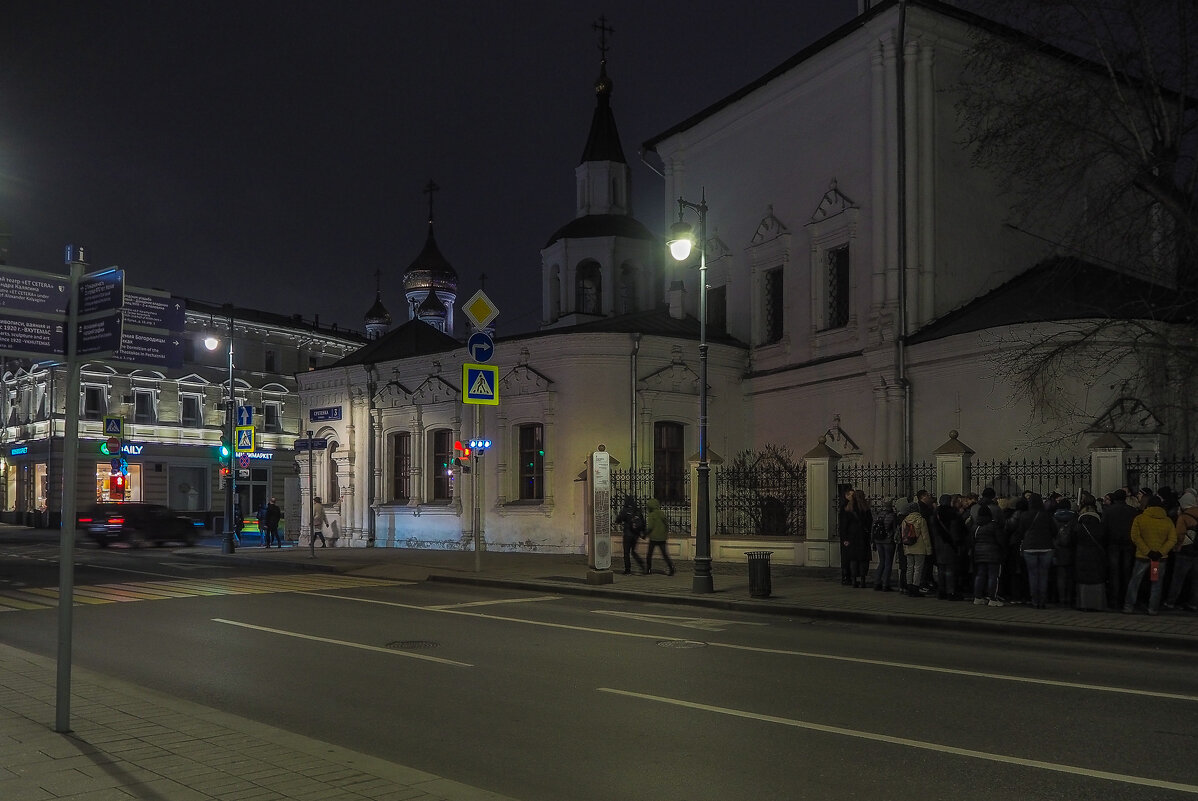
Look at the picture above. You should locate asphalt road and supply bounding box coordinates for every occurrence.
[0,536,1195,801]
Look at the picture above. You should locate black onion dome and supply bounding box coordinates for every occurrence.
[364,291,391,326]
[402,224,458,293]
[417,290,447,317]
[544,214,655,248]
[580,59,625,164]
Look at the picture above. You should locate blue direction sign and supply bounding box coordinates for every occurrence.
[462,362,499,406]
[237,405,253,426]
[77,268,124,315]
[113,326,183,368]
[467,331,494,363]
[294,437,329,451]
[0,265,69,316]
[124,288,186,332]
[0,312,64,356]
[78,311,123,356]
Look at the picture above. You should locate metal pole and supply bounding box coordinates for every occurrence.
[55,252,85,732]
[308,430,315,558]
[473,404,481,572]
[693,194,713,594]
[222,311,236,554]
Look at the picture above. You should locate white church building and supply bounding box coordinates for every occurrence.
[295,1,1180,562]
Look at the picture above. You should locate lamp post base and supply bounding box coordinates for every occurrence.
[221,531,236,554]
[692,557,713,594]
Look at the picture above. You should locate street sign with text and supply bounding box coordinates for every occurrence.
[123,288,186,332]
[77,268,124,316]
[0,265,69,316]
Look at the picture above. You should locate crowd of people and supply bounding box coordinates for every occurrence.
[838,484,1198,615]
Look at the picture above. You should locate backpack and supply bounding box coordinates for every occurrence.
[870,515,890,543]
[900,518,919,547]
[628,512,646,537]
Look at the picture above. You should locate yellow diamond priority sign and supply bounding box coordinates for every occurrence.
[462,290,499,330]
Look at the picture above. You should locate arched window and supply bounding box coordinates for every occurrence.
[576,262,601,315]
[518,423,544,500]
[430,428,453,502]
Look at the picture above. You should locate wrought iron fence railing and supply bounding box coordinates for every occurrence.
[836,461,937,510]
[713,463,805,536]
[971,457,1091,500]
[610,467,691,535]
[1124,454,1198,494]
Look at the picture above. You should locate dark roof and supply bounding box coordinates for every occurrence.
[186,298,368,343]
[364,292,391,325]
[907,258,1192,345]
[333,319,462,367]
[544,214,655,248]
[524,306,746,347]
[580,60,626,164]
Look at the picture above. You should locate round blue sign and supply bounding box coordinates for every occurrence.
[467,331,495,363]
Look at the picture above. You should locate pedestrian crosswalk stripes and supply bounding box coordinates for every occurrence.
[0,573,396,612]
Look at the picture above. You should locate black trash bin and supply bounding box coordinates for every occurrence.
[746,551,773,598]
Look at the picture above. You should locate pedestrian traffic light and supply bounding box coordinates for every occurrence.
[110,473,126,501]
[217,437,231,460]
[468,438,491,452]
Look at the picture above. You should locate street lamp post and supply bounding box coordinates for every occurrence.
[204,308,237,554]
[667,190,713,594]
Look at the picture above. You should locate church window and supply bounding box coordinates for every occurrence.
[576,262,601,315]
[518,423,544,501]
[653,421,685,504]
[763,268,784,344]
[430,428,453,502]
[391,432,411,502]
[822,245,850,331]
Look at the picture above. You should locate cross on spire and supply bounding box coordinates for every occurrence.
[479,272,488,291]
[424,179,440,224]
[592,15,613,58]
[374,268,382,294]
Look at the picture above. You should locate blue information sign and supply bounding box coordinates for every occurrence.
[467,331,495,363]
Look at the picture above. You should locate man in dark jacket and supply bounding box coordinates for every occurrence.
[263,497,283,548]
[931,495,964,600]
[1103,489,1138,609]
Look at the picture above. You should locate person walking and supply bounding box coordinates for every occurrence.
[614,495,647,575]
[1123,496,1177,615]
[840,490,873,588]
[871,498,899,591]
[643,498,674,576]
[310,497,328,549]
[262,497,282,548]
[971,505,1005,605]
[1020,493,1055,609]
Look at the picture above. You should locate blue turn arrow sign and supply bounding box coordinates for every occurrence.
[467,331,494,363]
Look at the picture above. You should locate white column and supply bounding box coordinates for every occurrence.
[803,436,841,567]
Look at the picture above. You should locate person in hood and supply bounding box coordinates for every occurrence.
[839,489,873,588]
[971,504,1006,605]
[899,501,931,597]
[1123,497,1177,615]
[1165,488,1198,611]
[1071,493,1107,611]
[1051,498,1077,606]
[644,498,674,576]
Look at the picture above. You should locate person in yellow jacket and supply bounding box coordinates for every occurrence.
[1123,497,1177,615]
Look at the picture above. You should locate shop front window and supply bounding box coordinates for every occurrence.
[93,463,142,503]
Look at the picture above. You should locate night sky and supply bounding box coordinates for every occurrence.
[2,1,857,336]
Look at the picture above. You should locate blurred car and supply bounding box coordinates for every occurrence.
[77,503,201,547]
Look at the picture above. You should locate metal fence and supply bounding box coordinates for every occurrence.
[610,467,691,535]
[1124,454,1198,494]
[713,462,805,536]
[971,457,1091,499]
[836,461,937,509]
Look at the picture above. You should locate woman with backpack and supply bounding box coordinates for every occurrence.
[614,495,646,575]
[839,489,873,588]
[899,501,931,597]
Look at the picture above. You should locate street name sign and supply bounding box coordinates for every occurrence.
[77,311,123,356]
[113,325,183,368]
[0,265,69,316]
[462,362,499,405]
[123,288,186,332]
[293,437,329,451]
[77,268,124,315]
[308,406,342,422]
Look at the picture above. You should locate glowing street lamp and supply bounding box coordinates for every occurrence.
[203,308,237,555]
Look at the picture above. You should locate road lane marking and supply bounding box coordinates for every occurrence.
[592,609,768,631]
[597,687,1198,795]
[211,619,473,667]
[426,595,561,610]
[306,591,1198,703]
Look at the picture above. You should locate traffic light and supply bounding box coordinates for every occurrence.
[218,437,231,459]
[452,440,472,473]
[219,466,231,478]
[110,473,126,501]
[468,438,491,451]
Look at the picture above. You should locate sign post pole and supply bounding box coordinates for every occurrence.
[307,430,315,559]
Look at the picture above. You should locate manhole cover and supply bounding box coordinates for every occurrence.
[386,640,439,650]
[657,640,707,649]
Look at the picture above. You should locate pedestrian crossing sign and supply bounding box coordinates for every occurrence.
[462,363,499,406]
[235,425,255,453]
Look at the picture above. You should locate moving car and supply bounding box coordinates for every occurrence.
[77,503,201,547]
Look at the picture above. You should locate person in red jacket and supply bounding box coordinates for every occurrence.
[1123,497,1178,615]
